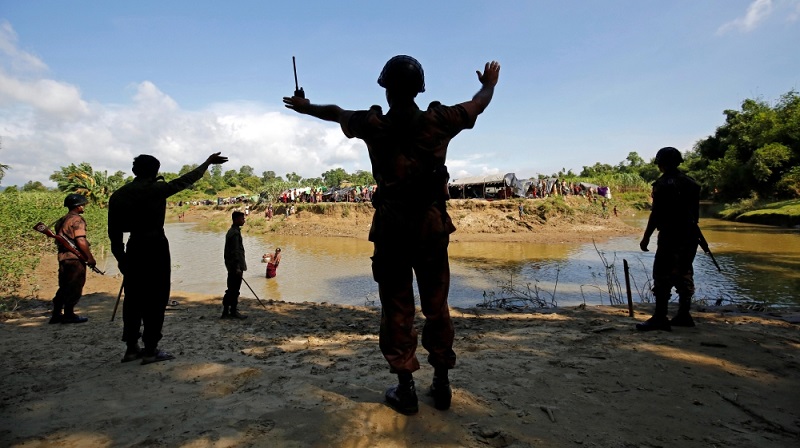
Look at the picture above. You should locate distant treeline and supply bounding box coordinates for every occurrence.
[1,91,797,206]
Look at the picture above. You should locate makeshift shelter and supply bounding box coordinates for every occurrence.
[448,173,526,199]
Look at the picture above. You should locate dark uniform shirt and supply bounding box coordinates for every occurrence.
[340,101,481,242]
[108,165,208,259]
[650,169,700,240]
[224,225,247,272]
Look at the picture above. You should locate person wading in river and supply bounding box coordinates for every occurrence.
[283,56,500,414]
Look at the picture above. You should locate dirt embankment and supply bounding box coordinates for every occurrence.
[178,197,641,244]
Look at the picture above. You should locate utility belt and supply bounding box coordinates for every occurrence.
[371,165,450,210]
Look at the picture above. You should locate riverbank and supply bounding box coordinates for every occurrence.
[176,196,642,244]
[717,198,800,227]
[2,262,799,447]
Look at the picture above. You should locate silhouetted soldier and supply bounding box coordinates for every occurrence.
[50,193,97,324]
[637,147,700,331]
[109,152,228,364]
[283,56,500,414]
[221,211,247,319]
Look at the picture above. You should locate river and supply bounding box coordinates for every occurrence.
[98,214,800,308]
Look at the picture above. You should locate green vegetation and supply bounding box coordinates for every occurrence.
[687,90,800,201]
[0,191,109,296]
[719,198,800,226]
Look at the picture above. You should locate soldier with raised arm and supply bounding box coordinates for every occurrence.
[108,152,228,364]
[283,56,500,414]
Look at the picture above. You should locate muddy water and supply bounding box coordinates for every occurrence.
[100,216,800,308]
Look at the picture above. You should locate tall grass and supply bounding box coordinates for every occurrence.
[0,191,108,295]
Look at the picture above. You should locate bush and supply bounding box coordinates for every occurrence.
[0,191,108,295]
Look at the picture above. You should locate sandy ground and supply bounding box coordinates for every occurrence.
[2,252,800,447]
[3,200,800,447]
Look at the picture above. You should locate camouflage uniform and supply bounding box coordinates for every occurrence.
[649,168,700,318]
[340,100,483,374]
[52,213,88,317]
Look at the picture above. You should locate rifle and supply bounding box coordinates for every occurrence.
[292,56,305,98]
[33,221,105,275]
[696,224,722,272]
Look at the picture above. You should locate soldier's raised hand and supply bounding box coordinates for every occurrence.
[283,95,311,114]
[205,152,228,165]
[477,61,500,87]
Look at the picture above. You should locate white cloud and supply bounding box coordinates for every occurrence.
[0,20,47,72]
[717,0,774,34]
[0,21,498,188]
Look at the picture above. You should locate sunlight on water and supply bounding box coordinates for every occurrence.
[100,217,800,308]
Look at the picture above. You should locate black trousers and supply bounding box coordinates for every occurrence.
[222,270,242,309]
[121,235,171,352]
[53,259,86,313]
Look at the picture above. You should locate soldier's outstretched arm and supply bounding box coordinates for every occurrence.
[470,61,501,113]
[282,95,351,123]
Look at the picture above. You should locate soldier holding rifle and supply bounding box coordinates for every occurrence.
[49,193,97,324]
[108,152,228,364]
[637,147,701,331]
[283,56,500,414]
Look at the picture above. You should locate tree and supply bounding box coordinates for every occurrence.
[285,172,302,184]
[580,162,614,177]
[223,169,239,187]
[261,170,278,182]
[321,168,349,188]
[239,165,255,178]
[178,164,198,176]
[0,137,9,185]
[22,180,48,192]
[351,170,375,186]
[0,162,10,185]
[693,90,800,200]
[49,162,119,206]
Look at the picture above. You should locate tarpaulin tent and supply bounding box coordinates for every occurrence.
[448,173,526,199]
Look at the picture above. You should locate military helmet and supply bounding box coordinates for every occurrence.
[64,193,88,209]
[377,55,425,93]
[654,147,683,168]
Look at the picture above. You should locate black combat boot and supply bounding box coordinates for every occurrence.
[49,303,64,324]
[121,343,143,363]
[385,373,418,415]
[229,308,247,320]
[671,295,695,327]
[49,311,63,324]
[428,369,452,411]
[220,306,230,319]
[636,296,671,332]
[61,306,88,324]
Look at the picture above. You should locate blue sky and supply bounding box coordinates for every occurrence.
[1,0,798,187]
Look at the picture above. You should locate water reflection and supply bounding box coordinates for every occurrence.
[101,218,800,308]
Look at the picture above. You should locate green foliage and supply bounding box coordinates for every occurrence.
[693,89,800,200]
[49,162,125,207]
[22,180,48,192]
[0,191,109,295]
[0,162,9,184]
